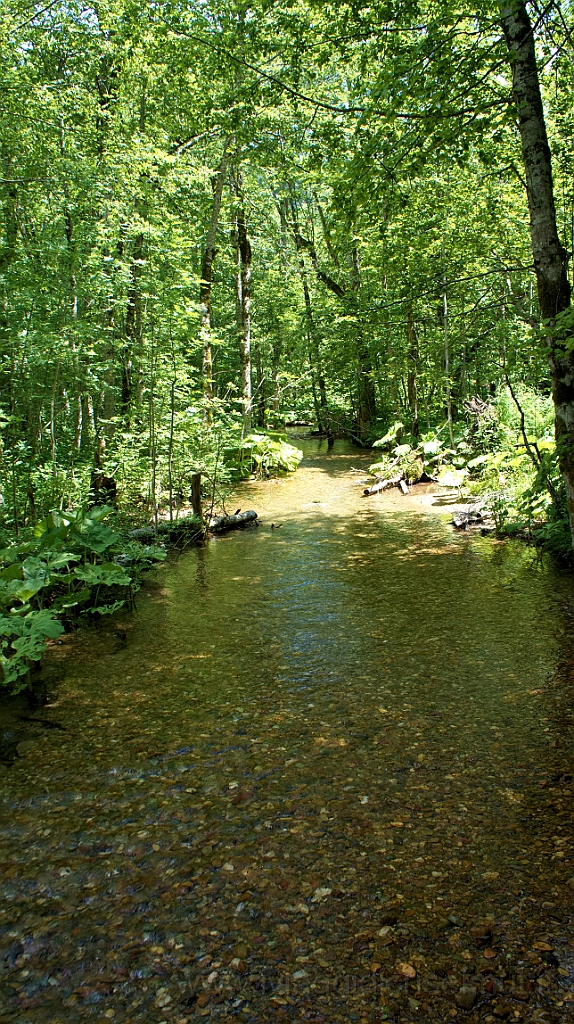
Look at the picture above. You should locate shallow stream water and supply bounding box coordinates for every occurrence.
[1,439,574,1023]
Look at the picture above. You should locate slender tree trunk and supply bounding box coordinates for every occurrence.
[355,339,376,444]
[349,248,376,444]
[443,280,453,445]
[60,122,78,322]
[50,359,60,479]
[123,232,143,417]
[75,395,83,450]
[271,338,283,415]
[254,345,266,427]
[64,211,78,320]
[309,351,321,428]
[200,141,229,425]
[500,1,574,545]
[168,378,175,523]
[406,302,419,437]
[460,294,467,403]
[80,394,94,451]
[289,198,330,434]
[233,199,252,435]
[101,341,116,442]
[0,146,18,376]
[300,268,328,433]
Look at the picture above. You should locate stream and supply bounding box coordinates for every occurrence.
[1,438,574,1023]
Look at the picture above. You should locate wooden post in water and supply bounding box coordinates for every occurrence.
[191,473,202,521]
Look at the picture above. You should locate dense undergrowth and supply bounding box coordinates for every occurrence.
[0,505,166,694]
[368,386,573,564]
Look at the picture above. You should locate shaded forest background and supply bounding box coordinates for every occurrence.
[1,0,574,538]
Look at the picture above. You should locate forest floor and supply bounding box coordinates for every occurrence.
[0,440,573,1024]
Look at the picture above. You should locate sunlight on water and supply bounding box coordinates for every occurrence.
[1,439,573,1021]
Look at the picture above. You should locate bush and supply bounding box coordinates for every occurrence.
[0,506,165,692]
[230,434,303,479]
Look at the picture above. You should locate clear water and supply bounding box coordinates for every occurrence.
[1,439,573,1022]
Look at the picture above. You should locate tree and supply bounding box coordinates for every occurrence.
[199,140,230,426]
[499,0,574,546]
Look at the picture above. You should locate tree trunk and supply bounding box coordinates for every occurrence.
[199,141,229,425]
[443,278,453,446]
[123,232,143,416]
[288,198,375,442]
[349,248,376,445]
[300,269,328,434]
[356,340,376,444]
[254,345,266,427]
[290,224,327,432]
[271,338,283,415]
[500,1,574,547]
[289,197,331,433]
[234,202,252,435]
[406,303,419,437]
[81,394,94,451]
[0,146,18,344]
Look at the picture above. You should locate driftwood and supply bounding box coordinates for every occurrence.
[208,510,258,532]
[452,509,484,530]
[363,475,402,496]
[398,479,410,495]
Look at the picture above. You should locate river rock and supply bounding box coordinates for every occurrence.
[492,1004,512,1019]
[435,917,451,932]
[0,729,20,762]
[379,910,398,926]
[17,739,38,754]
[455,984,477,1010]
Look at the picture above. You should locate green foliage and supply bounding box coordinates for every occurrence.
[233,435,303,478]
[0,0,571,558]
[372,422,404,450]
[0,610,64,689]
[369,429,455,483]
[0,507,165,692]
[368,387,572,561]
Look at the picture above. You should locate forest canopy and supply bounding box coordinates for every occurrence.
[1,0,574,550]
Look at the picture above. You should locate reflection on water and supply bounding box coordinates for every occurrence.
[1,439,573,1022]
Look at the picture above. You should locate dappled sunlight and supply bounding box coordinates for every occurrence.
[1,442,573,1022]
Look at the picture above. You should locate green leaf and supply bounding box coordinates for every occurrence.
[0,563,23,581]
[82,600,126,616]
[74,564,131,586]
[70,521,119,554]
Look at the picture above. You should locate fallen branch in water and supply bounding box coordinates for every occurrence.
[452,510,483,530]
[129,518,203,542]
[130,509,258,542]
[363,475,402,496]
[208,510,258,532]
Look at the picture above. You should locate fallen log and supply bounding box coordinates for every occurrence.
[399,479,410,495]
[208,510,258,532]
[130,509,258,541]
[129,517,203,542]
[363,475,402,496]
[452,510,483,530]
